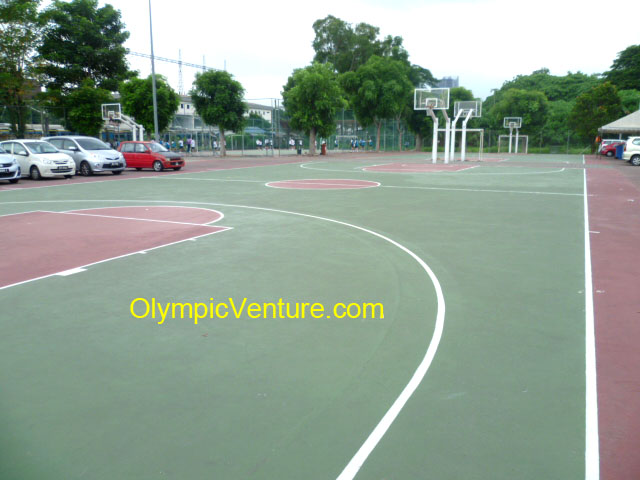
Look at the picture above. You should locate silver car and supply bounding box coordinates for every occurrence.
[42,135,126,176]
[0,144,21,184]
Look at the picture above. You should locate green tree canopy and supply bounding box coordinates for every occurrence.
[605,45,640,91]
[282,62,346,155]
[0,0,41,137]
[312,15,409,74]
[341,55,413,151]
[618,89,640,114]
[496,68,600,103]
[569,82,623,149]
[120,75,180,135]
[37,0,132,93]
[190,70,246,156]
[487,88,549,133]
[65,79,112,136]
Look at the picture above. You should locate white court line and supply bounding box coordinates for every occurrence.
[52,211,222,227]
[0,160,305,193]
[301,162,568,176]
[381,184,584,197]
[583,157,600,480]
[265,179,380,189]
[149,170,582,197]
[156,177,266,183]
[58,205,225,225]
[0,226,232,291]
[0,198,445,479]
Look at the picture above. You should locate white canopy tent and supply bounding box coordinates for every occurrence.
[599,110,640,137]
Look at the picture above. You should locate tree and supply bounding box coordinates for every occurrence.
[0,0,41,137]
[605,45,640,91]
[120,75,180,135]
[569,82,623,150]
[312,15,410,74]
[341,56,413,152]
[487,88,549,134]
[65,79,113,135]
[405,65,438,151]
[191,70,246,157]
[282,62,346,156]
[619,89,640,114]
[498,69,600,103]
[37,0,132,93]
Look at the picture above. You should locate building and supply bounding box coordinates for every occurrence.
[437,76,459,89]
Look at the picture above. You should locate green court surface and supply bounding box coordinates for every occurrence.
[1,154,589,479]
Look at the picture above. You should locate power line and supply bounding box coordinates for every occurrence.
[128,51,216,72]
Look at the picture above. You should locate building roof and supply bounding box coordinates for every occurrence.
[599,110,640,135]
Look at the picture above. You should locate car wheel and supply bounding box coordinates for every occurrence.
[30,165,42,180]
[112,171,122,175]
[80,161,93,176]
[152,160,164,172]
[9,178,19,184]
[606,151,614,157]
[631,155,640,166]
[173,167,182,171]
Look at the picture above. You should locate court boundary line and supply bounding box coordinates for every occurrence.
[583,158,599,479]
[0,198,446,479]
[265,179,381,190]
[59,205,225,226]
[148,175,583,197]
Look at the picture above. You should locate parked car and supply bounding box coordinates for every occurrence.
[622,137,640,166]
[118,141,185,171]
[598,138,623,153]
[42,135,125,176]
[0,139,75,180]
[600,141,625,157]
[0,144,21,184]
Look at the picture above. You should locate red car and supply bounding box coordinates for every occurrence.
[600,141,625,157]
[118,141,185,171]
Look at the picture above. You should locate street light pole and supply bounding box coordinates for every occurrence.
[148,0,159,141]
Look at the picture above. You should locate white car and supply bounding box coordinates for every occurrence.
[0,144,21,184]
[622,137,640,166]
[0,139,76,180]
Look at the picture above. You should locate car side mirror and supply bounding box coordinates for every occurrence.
[69,146,79,151]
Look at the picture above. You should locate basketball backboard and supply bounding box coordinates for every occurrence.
[454,100,482,118]
[414,88,450,110]
[101,103,122,121]
[503,117,522,128]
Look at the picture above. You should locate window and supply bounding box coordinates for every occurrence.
[121,143,135,153]
[48,138,63,148]
[135,143,148,153]
[63,139,77,150]
[13,143,27,155]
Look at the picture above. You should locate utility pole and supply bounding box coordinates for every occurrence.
[148,0,160,141]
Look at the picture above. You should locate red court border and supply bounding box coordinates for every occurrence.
[0,206,230,290]
[266,179,380,190]
[587,167,640,479]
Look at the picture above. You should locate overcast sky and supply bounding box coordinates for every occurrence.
[97,0,637,106]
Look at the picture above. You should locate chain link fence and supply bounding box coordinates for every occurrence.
[2,103,588,155]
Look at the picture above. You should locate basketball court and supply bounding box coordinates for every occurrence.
[0,151,638,479]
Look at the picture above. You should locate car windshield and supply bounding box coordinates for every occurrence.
[0,145,7,154]
[26,142,58,154]
[149,142,169,153]
[77,138,111,150]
